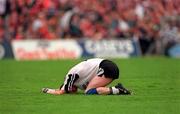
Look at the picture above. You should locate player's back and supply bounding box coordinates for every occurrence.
[68,58,104,89]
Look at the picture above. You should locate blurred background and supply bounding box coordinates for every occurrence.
[0,0,180,60]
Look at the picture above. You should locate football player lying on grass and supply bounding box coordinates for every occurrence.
[42,58,131,95]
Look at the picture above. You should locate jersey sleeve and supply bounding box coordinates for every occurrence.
[61,74,79,93]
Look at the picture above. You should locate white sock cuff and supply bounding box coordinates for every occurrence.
[111,87,119,95]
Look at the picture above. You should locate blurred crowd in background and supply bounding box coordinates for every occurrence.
[0,0,180,54]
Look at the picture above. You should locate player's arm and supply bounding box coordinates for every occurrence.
[42,74,79,95]
[42,88,65,95]
[42,86,78,95]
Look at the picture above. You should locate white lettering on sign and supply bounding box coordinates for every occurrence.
[85,40,134,57]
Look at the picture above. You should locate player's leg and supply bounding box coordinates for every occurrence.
[85,75,112,94]
[85,76,131,95]
[85,59,120,95]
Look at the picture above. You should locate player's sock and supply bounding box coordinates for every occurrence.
[86,88,98,94]
[109,87,120,95]
[110,83,131,95]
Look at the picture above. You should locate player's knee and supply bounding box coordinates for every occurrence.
[85,88,98,95]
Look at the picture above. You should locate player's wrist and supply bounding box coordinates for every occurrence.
[42,88,56,94]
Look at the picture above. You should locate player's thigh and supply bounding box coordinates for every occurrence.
[85,76,112,92]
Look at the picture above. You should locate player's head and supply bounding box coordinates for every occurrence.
[98,60,119,79]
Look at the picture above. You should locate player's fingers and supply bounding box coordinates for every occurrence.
[42,88,49,93]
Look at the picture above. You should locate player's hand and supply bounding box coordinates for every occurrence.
[42,88,49,93]
[42,88,65,95]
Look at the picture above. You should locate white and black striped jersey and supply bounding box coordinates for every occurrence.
[61,58,104,92]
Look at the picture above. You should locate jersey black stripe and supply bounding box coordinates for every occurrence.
[71,74,79,88]
[64,74,72,93]
[64,74,79,93]
[68,74,75,90]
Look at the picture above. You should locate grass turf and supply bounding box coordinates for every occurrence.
[0,57,179,114]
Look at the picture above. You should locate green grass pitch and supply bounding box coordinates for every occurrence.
[0,57,180,114]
